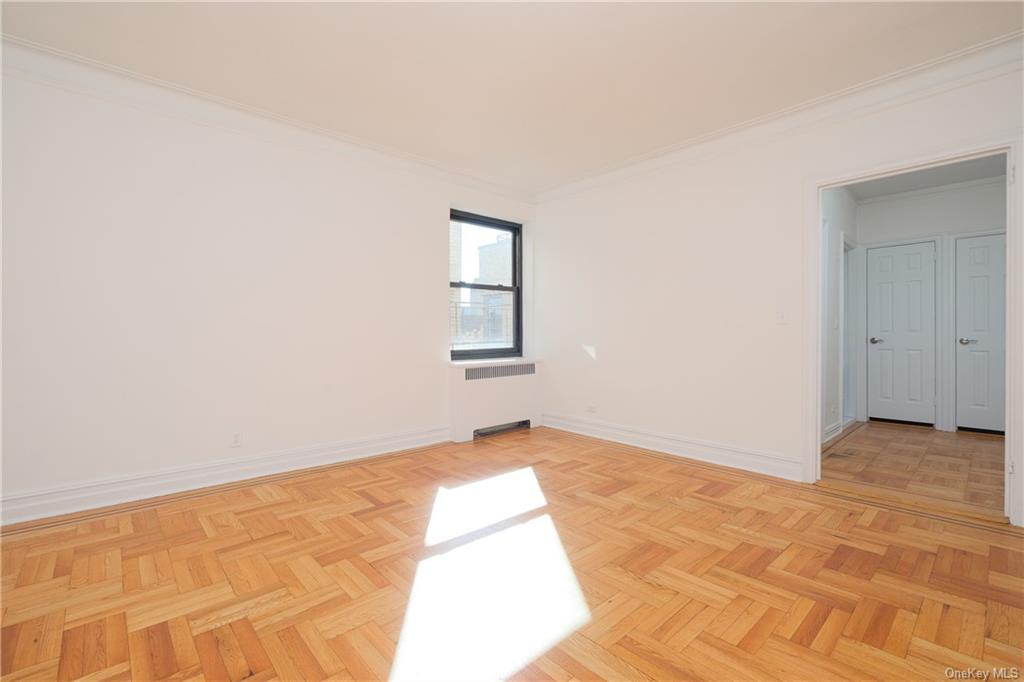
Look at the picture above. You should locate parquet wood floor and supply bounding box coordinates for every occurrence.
[821,421,1005,520]
[2,427,1022,681]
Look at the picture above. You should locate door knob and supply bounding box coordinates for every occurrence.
[958,338,978,345]
[869,337,884,344]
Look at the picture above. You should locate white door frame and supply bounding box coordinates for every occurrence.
[803,138,1022,525]
[837,231,847,431]
[847,245,868,424]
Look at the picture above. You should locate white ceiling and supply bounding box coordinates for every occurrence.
[846,154,1007,201]
[3,2,1021,197]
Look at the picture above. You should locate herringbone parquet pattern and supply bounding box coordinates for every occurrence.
[821,421,1005,520]
[2,427,1022,681]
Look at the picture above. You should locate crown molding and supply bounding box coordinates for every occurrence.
[1,37,536,205]
[536,33,1024,203]
[3,30,1021,207]
[854,175,1007,206]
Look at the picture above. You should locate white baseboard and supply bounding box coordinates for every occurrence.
[542,413,802,481]
[822,421,844,443]
[1,426,449,525]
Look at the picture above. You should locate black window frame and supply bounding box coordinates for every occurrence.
[449,209,523,361]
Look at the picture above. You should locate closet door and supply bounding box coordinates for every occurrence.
[866,242,936,424]
[956,234,1005,431]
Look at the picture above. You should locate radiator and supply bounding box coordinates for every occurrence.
[450,360,540,442]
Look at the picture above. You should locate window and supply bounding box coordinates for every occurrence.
[449,209,522,360]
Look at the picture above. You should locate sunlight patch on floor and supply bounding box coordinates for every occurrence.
[424,467,548,546]
[391,469,590,681]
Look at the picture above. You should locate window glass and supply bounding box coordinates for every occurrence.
[449,221,513,286]
[448,211,521,359]
[449,288,515,351]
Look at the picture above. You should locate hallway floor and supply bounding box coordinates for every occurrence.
[820,421,1005,521]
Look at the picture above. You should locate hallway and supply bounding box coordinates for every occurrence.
[821,421,1005,521]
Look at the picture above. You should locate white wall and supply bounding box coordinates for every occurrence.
[1,45,532,511]
[821,187,857,439]
[3,39,1022,523]
[535,40,1021,480]
[856,178,1007,244]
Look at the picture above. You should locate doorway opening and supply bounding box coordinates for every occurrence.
[818,153,1009,521]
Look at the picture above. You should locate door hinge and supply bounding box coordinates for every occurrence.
[1009,458,1016,475]
[1011,165,1016,185]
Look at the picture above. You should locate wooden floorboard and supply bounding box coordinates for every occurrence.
[821,421,1006,521]
[2,427,1022,681]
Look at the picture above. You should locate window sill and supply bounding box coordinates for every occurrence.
[449,357,533,366]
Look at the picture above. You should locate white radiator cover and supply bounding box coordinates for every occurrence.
[449,360,541,442]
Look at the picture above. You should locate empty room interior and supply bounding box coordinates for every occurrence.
[1,3,1022,681]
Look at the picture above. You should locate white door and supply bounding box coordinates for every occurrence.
[956,234,1006,431]
[867,242,936,423]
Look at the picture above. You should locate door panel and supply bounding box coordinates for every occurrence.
[867,242,936,423]
[956,234,1005,431]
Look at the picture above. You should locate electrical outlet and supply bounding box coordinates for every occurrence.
[230,433,241,448]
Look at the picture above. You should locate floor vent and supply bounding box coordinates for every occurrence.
[473,420,531,438]
[465,363,536,381]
